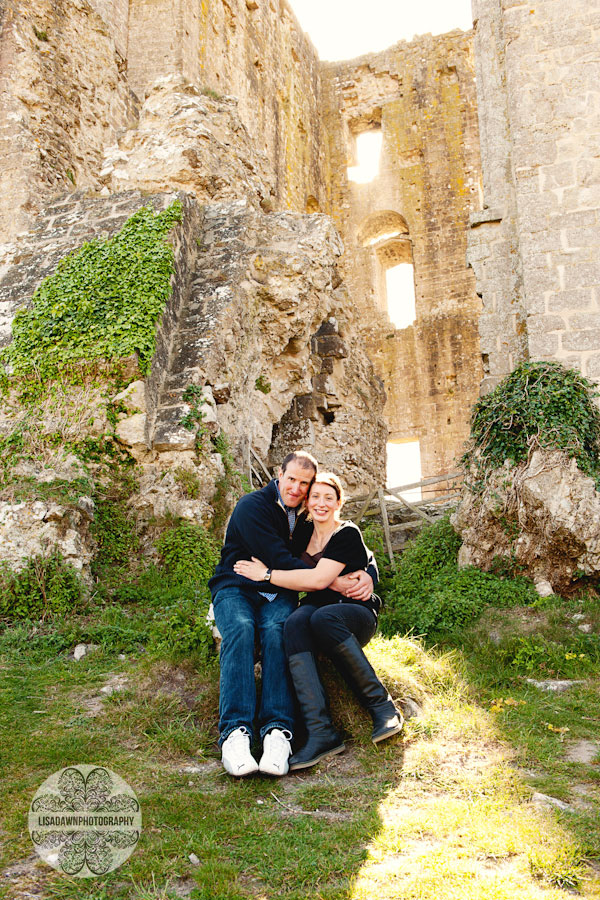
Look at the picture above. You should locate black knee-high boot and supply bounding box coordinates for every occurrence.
[287,651,345,770]
[330,635,403,744]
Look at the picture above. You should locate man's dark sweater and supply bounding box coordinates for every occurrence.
[208,479,313,602]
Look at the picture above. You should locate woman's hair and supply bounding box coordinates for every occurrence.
[310,472,345,507]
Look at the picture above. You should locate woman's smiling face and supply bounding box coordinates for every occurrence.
[307,482,341,523]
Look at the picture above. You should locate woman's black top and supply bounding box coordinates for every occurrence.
[299,521,379,618]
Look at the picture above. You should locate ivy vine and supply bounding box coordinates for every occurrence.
[462,361,600,486]
[4,202,182,382]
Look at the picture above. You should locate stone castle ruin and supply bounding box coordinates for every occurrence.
[0,0,599,560]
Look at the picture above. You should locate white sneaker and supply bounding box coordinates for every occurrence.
[221,727,259,777]
[259,728,292,776]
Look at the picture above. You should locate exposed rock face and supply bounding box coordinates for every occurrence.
[0,0,137,239]
[0,185,386,575]
[452,450,600,590]
[101,76,276,210]
[0,497,95,573]
[150,198,387,491]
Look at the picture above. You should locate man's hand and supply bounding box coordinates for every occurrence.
[330,570,373,601]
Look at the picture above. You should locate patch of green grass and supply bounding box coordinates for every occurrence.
[2,595,600,900]
[379,516,537,639]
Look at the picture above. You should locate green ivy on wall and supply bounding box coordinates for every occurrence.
[462,361,600,487]
[4,201,182,382]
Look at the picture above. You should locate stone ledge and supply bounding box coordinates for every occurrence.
[469,208,505,227]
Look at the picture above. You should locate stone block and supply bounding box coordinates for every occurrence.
[526,314,565,335]
[152,420,197,452]
[315,317,339,336]
[115,413,147,449]
[561,330,600,352]
[546,289,593,312]
[112,380,146,413]
[315,334,348,358]
[294,393,318,421]
[583,354,600,379]
[528,333,559,356]
[568,313,600,331]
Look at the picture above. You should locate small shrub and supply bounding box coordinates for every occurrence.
[380,516,537,639]
[147,597,215,664]
[0,551,83,620]
[91,496,139,580]
[497,634,598,678]
[210,432,250,536]
[254,375,271,394]
[463,360,600,487]
[155,521,219,584]
[529,846,585,891]
[174,466,201,499]
[0,621,82,660]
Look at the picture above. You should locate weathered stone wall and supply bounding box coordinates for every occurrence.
[469,0,600,391]
[0,188,386,493]
[0,0,137,240]
[146,199,386,491]
[321,31,483,477]
[99,76,276,212]
[125,0,327,213]
[88,0,129,59]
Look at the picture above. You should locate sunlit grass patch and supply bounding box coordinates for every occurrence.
[365,634,461,701]
[352,785,595,899]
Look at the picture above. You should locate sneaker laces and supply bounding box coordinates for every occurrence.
[266,728,292,756]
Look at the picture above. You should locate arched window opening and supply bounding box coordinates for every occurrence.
[357,210,416,326]
[386,439,422,501]
[386,263,416,329]
[347,131,382,184]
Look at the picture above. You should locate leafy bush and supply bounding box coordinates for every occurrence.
[380,517,537,639]
[463,360,600,485]
[91,496,139,582]
[4,202,182,380]
[147,597,215,664]
[0,551,83,620]
[155,521,220,584]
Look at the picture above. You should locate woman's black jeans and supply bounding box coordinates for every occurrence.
[283,602,376,657]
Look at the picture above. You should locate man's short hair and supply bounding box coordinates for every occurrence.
[280,450,318,475]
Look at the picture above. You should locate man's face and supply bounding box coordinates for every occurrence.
[277,461,315,508]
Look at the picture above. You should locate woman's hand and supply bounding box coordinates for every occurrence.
[233,557,269,582]
[330,570,373,601]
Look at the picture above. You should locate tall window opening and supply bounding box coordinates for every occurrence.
[386,439,422,501]
[386,263,416,329]
[358,210,415,324]
[347,131,382,183]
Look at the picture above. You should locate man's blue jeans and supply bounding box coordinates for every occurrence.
[212,585,297,746]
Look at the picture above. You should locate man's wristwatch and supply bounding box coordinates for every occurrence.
[263,568,272,582]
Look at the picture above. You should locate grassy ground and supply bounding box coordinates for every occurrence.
[1,591,600,900]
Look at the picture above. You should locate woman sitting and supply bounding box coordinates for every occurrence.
[234,472,402,771]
